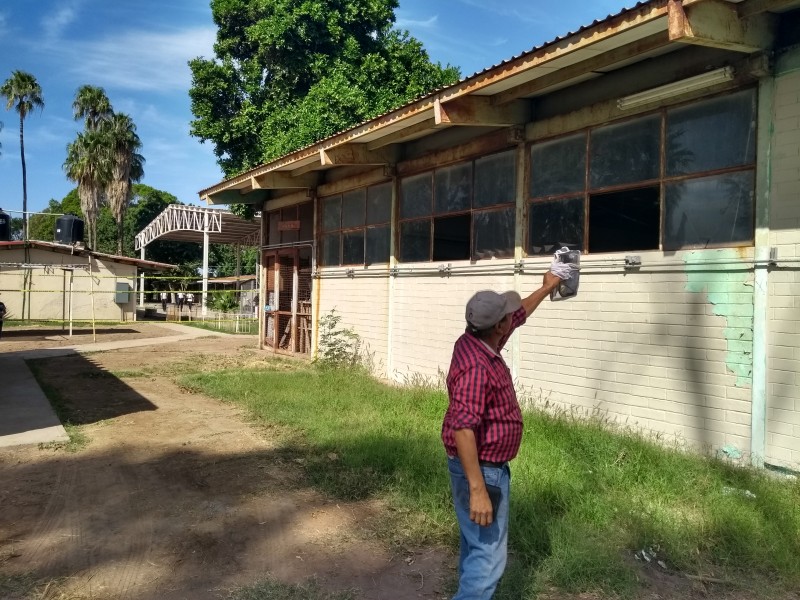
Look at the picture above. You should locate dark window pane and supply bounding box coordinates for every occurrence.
[664,171,754,249]
[433,214,471,261]
[268,212,279,246]
[280,206,299,243]
[474,150,516,208]
[528,197,585,256]
[400,173,432,219]
[321,196,341,231]
[342,188,366,228]
[590,115,660,188]
[400,220,431,262]
[474,208,515,260]
[298,201,313,241]
[366,225,390,265]
[530,133,586,198]
[589,187,660,253]
[667,89,757,176]
[367,182,392,225]
[435,161,472,214]
[321,233,340,266]
[342,231,365,265]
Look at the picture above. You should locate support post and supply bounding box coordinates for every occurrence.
[202,211,210,316]
[751,76,774,468]
[139,245,146,310]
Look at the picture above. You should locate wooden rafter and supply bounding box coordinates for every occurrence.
[434,96,530,126]
[668,0,776,53]
[319,144,397,167]
[251,172,319,190]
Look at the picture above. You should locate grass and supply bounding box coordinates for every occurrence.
[183,364,800,599]
[178,319,258,335]
[26,361,89,452]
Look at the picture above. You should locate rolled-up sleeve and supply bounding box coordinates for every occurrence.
[447,364,487,431]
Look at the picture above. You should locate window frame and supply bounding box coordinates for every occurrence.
[398,149,518,263]
[526,88,758,256]
[318,181,392,267]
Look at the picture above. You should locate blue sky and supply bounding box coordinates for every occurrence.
[0,0,635,221]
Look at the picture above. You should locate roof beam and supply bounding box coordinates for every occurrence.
[434,96,530,126]
[493,32,672,106]
[738,0,800,19]
[668,0,776,53]
[251,172,319,189]
[319,143,397,166]
[366,118,436,150]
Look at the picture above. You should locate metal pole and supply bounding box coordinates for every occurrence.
[88,258,96,343]
[68,269,74,338]
[139,245,146,309]
[202,212,210,316]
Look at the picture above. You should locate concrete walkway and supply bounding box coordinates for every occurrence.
[0,324,233,448]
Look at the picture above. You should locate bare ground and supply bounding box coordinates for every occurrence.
[0,325,796,600]
[0,329,451,600]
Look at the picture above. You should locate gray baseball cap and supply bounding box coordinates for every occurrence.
[465,290,522,331]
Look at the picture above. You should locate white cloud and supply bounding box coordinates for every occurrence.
[57,26,216,93]
[42,2,81,41]
[395,14,439,30]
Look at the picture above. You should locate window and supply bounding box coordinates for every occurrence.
[265,202,313,246]
[527,89,757,254]
[399,150,516,262]
[319,182,391,266]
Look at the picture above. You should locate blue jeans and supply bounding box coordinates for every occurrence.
[448,456,511,600]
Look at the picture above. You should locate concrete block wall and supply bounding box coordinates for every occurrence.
[518,249,755,454]
[766,62,800,468]
[0,248,136,321]
[317,275,391,375]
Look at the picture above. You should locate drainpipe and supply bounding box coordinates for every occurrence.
[751,76,774,468]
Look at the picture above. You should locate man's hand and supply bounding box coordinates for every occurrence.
[470,485,494,527]
[543,270,561,291]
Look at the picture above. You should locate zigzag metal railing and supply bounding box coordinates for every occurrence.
[135,206,223,250]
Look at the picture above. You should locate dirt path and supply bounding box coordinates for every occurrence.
[0,333,450,600]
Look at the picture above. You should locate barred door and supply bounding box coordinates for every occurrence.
[263,249,312,355]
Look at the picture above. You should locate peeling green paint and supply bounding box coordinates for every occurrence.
[684,250,753,386]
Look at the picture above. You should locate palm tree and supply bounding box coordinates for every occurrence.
[104,113,144,254]
[63,131,112,249]
[1,71,44,240]
[72,85,112,132]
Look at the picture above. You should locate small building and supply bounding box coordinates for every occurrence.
[199,0,800,470]
[0,240,175,322]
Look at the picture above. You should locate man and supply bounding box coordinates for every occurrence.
[186,292,194,311]
[0,295,6,340]
[442,272,560,599]
[160,291,168,312]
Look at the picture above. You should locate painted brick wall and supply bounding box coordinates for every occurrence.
[317,275,391,375]
[518,249,754,453]
[766,64,800,469]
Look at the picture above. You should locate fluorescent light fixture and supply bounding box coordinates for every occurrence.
[617,66,735,111]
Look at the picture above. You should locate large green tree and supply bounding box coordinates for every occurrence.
[64,129,112,249]
[1,70,44,240]
[189,0,459,179]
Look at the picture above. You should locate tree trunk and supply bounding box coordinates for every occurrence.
[19,114,27,240]
[117,217,124,255]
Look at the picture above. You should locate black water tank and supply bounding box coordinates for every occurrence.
[55,214,85,244]
[0,209,10,242]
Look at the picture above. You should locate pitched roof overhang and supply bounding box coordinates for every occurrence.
[0,240,176,272]
[199,0,799,205]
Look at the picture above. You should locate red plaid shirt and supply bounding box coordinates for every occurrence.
[442,307,527,463]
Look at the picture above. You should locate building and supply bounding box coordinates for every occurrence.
[0,240,175,322]
[199,0,800,470]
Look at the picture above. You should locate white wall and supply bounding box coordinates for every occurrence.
[766,57,800,469]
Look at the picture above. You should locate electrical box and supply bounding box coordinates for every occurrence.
[115,282,131,304]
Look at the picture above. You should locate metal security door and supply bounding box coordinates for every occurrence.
[263,249,312,355]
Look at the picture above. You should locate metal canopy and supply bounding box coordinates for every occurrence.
[135,205,260,250]
[134,205,261,315]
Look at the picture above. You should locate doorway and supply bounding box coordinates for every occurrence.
[263,247,313,354]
